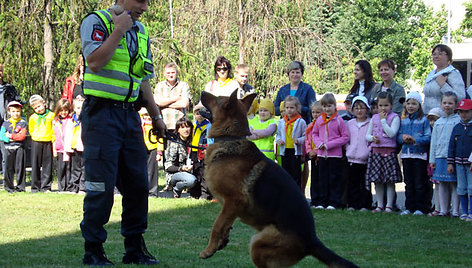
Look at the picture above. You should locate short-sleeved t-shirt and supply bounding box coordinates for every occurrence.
[80,11,154,82]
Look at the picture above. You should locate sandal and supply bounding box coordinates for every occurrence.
[372,207,384,213]
[428,210,440,216]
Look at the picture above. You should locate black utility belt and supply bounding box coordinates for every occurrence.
[86,96,137,110]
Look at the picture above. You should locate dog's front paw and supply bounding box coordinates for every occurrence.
[199,249,215,259]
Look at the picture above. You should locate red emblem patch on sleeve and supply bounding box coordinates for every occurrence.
[92,29,105,42]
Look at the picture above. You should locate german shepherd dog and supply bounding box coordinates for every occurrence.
[199,90,358,268]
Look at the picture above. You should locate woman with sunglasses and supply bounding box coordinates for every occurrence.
[423,44,465,114]
[204,56,240,97]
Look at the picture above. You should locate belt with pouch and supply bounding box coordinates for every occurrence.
[87,96,137,110]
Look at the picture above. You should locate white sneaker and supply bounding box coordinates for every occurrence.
[413,210,424,216]
[326,205,335,210]
[315,205,325,209]
[347,207,355,211]
[400,210,411,215]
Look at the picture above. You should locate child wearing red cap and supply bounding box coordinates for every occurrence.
[447,99,472,221]
[0,101,27,192]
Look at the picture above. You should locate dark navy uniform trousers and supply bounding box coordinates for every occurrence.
[80,97,149,243]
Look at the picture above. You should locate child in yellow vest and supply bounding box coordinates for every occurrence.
[248,98,277,160]
[190,102,213,199]
[139,108,164,197]
[28,94,55,193]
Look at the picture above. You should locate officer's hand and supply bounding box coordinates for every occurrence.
[152,118,167,139]
[110,8,132,35]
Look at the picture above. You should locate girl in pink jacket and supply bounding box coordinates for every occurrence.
[52,99,72,192]
[312,93,349,209]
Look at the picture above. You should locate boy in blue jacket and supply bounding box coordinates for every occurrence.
[448,99,472,221]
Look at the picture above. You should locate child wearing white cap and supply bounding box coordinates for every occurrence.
[345,96,373,210]
[28,94,55,192]
[426,107,444,216]
[397,91,432,215]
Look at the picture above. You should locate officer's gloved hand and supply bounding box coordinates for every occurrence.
[152,117,167,139]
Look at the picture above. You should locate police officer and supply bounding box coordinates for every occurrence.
[79,0,166,265]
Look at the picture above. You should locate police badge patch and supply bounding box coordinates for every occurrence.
[91,24,107,42]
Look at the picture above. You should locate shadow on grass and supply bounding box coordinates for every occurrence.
[1,193,472,267]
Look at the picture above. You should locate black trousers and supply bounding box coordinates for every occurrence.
[147,149,158,197]
[188,151,212,199]
[318,157,343,208]
[56,152,71,192]
[346,163,372,209]
[402,158,432,213]
[282,148,301,188]
[31,141,53,192]
[309,157,321,206]
[68,150,85,193]
[3,147,26,192]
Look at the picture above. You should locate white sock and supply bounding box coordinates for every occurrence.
[386,183,396,209]
[439,182,451,214]
[375,183,385,208]
[451,182,459,215]
[433,183,440,212]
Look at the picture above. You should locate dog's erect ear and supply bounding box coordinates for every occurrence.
[227,89,240,110]
[241,93,257,113]
[201,91,217,113]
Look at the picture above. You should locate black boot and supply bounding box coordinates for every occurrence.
[83,242,114,266]
[123,234,159,265]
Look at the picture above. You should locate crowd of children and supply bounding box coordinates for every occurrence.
[246,90,472,221]
[3,88,472,222]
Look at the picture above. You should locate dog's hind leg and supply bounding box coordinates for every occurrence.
[249,225,305,268]
[199,202,239,259]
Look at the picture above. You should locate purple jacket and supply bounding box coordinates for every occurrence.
[346,118,371,164]
[312,114,349,158]
[371,112,398,148]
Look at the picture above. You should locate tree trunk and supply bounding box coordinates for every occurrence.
[43,0,55,102]
[238,0,245,64]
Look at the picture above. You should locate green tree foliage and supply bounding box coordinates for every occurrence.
[330,0,445,87]
[409,7,447,82]
[0,0,452,105]
[459,1,472,38]
[0,0,106,106]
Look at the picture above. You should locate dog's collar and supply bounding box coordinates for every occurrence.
[213,136,246,143]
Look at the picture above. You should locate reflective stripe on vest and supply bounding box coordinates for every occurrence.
[83,10,150,102]
[250,118,276,160]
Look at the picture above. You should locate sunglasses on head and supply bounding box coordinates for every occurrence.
[216,67,228,72]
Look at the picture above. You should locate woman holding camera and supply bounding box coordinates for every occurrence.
[423,44,465,114]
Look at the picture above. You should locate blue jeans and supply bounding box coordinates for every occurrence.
[170,172,196,193]
[456,164,472,195]
[80,98,149,243]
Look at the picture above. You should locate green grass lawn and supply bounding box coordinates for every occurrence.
[1,191,472,267]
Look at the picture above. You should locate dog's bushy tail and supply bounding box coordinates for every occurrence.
[310,238,359,268]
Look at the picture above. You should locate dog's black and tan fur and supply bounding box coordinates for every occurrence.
[199,90,358,268]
